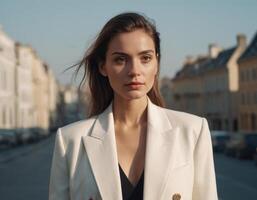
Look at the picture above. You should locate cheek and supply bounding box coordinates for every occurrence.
[104,61,123,78]
[143,70,156,91]
[106,69,123,87]
[146,66,157,82]
[148,73,156,87]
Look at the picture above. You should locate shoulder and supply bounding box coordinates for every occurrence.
[57,116,97,141]
[155,106,210,148]
[157,105,205,134]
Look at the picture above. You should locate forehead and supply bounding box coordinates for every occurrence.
[107,29,155,54]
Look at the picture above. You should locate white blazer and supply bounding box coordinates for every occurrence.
[49,97,218,200]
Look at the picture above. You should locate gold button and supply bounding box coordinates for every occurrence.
[172,193,181,200]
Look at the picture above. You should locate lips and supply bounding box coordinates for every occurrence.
[125,82,145,90]
[125,82,145,86]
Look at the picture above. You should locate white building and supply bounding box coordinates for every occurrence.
[15,43,34,128]
[31,53,49,130]
[0,26,16,129]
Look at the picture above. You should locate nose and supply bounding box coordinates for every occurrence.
[127,58,141,77]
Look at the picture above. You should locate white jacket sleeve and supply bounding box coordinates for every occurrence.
[192,118,219,200]
[49,128,70,200]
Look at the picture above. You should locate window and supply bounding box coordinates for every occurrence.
[251,113,256,130]
[241,93,245,105]
[246,69,251,81]
[246,92,251,105]
[253,68,257,80]
[251,93,254,105]
[240,70,245,82]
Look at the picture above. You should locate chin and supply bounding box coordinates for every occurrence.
[114,87,151,101]
[122,91,147,100]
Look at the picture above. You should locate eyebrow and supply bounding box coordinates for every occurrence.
[111,50,155,56]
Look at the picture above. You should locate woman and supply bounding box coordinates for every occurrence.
[49,12,218,200]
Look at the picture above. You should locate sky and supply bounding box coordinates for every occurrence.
[1,0,257,86]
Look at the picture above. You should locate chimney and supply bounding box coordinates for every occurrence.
[183,55,195,66]
[237,34,247,48]
[208,43,222,59]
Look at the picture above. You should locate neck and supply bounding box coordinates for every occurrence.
[112,95,148,127]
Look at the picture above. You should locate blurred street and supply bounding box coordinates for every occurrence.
[214,153,257,199]
[0,134,257,200]
[0,134,55,200]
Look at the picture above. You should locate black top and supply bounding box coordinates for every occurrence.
[118,164,144,200]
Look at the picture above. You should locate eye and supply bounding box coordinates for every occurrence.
[141,55,152,63]
[114,56,126,64]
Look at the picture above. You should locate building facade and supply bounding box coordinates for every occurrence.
[172,55,208,117]
[238,32,257,131]
[172,34,246,131]
[15,43,34,128]
[0,27,16,129]
[31,53,50,131]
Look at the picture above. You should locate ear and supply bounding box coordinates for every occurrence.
[98,62,108,77]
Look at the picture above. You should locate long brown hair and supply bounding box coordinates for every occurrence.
[72,12,165,118]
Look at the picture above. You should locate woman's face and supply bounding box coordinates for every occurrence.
[99,29,158,101]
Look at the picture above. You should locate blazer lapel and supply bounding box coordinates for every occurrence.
[82,102,122,200]
[143,98,189,200]
[82,97,189,200]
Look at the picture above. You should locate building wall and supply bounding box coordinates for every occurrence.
[226,35,247,131]
[239,57,257,131]
[0,27,70,132]
[202,69,230,130]
[32,54,49,130]
[15,44,34,128]
[172,76,203,116]
[0,28,16,129]
[171,35,246,131]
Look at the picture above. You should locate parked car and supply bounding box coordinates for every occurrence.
[224,132,243,157]
[28,127,47,141]
[16,128,40,144]
[211,130,231,153]
[225,132,257,159]
[235,132,257,159]
[0,129,18,148]
[16,127,50,145]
